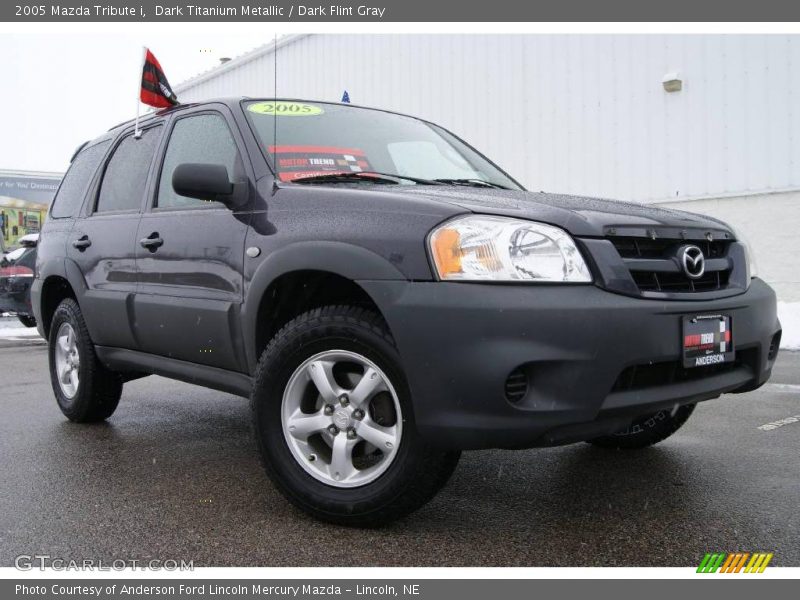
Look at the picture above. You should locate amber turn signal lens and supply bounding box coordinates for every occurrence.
[430,227,462,278]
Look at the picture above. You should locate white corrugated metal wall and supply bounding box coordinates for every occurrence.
[177,34,800,304]
[177,34,800,203]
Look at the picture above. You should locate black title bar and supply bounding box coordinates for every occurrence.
[5,0,800,22]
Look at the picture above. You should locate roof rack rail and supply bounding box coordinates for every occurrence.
[105,103,190,132]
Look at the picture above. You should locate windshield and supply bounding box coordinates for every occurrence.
[243,100,522,189]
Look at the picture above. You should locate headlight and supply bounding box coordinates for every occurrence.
[732,227,758,278]
[429,215,592,282]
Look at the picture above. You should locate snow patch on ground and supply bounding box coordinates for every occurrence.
[0,316,41,337]
[0,326,41,338]
[777,302,800,350]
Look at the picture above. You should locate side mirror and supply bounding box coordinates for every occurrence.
[172,163,243,207]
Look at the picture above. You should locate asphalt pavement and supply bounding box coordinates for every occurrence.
[0,325,797,567]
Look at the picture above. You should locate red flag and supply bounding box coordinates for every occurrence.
[140,49,178,109]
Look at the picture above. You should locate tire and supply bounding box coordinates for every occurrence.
[48,298,123,423]
[251,305,461,527]
[17,314,36,328]
[587,404,696,450]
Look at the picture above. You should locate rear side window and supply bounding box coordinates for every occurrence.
[96,126,162,213]
[50,141,109,218]
[157,114,242,209]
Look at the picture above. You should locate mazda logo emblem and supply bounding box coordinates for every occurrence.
[333,409,350,430]
[680,245,705,279]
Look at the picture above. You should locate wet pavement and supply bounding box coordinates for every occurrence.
[0,334,797,567]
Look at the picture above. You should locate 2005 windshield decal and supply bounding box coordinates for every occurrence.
[248,102,324,116]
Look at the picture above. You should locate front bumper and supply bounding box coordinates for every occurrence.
[359,278,780,450]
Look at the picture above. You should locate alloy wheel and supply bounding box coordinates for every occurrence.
[281,349,402,488]
[54,322,80,399]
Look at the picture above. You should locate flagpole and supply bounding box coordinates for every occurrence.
[134,46,146,138]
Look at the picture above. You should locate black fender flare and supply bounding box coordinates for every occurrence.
[32,258,86,337]
[241,241,406,372]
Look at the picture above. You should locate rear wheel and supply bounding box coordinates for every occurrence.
[251,305,461,526]
[587,404,696,449]
[48,298,122,422]
[17,314,36,328]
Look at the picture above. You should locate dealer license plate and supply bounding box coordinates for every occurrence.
[682,314,734,368]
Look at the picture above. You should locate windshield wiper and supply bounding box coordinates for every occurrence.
[291,171,442,186]
[291,172,399,185]
[290,172,508,189]
[432,178,510,189]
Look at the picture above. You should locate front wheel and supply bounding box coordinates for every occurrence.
[251,305,460,527]
[587,404,696,449]
[48,298,123,422]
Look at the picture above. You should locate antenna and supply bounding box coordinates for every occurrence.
[272,32,278,191]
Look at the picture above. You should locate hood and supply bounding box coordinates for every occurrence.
[387,186,734,239]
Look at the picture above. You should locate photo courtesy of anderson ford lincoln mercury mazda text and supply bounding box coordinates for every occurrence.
[32,99,781,525]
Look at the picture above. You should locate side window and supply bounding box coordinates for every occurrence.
[157,114,241,209]
[96,126,162,213]
[50,141,109,218]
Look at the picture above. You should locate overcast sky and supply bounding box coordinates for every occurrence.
[0,33,270,173]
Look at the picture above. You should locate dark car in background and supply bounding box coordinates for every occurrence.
[0,233,38,327]
[32,99,780,526]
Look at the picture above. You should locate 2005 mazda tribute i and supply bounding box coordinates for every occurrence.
[33,99,781,525]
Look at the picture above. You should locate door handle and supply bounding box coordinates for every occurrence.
[72,236,91,251]
[140,233,164,251]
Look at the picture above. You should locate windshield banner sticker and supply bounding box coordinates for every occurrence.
[248,102,324,116]
[269,145,372,181]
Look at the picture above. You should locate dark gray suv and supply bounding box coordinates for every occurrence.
[33,99,781,525]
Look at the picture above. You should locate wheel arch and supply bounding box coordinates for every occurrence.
[37,257,92,338]
[242,241,406,373]
[39,274,80,339]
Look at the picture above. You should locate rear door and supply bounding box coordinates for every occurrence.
[133,107,252,372]
[36,140,110,320]
[67,124,164,350]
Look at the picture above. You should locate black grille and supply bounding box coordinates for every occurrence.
[609,236,732,294]
[631,269,730,293]
[768,332,781,361]
[611,237,728,260]
[611,350,753,393]
[504,368,528,402]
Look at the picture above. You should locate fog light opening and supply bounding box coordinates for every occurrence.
[504,367,529,403]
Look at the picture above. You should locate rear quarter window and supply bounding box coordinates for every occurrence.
[50,141,110,219]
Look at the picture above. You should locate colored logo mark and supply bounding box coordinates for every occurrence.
[697,552,773,573]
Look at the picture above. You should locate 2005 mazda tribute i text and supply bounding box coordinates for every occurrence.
[32,99,781,525]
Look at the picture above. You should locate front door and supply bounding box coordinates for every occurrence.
[67,125,163,350]
[133,108,251,372]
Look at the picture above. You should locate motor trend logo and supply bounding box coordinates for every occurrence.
[697,552,773,573]
[268,145,373,182]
